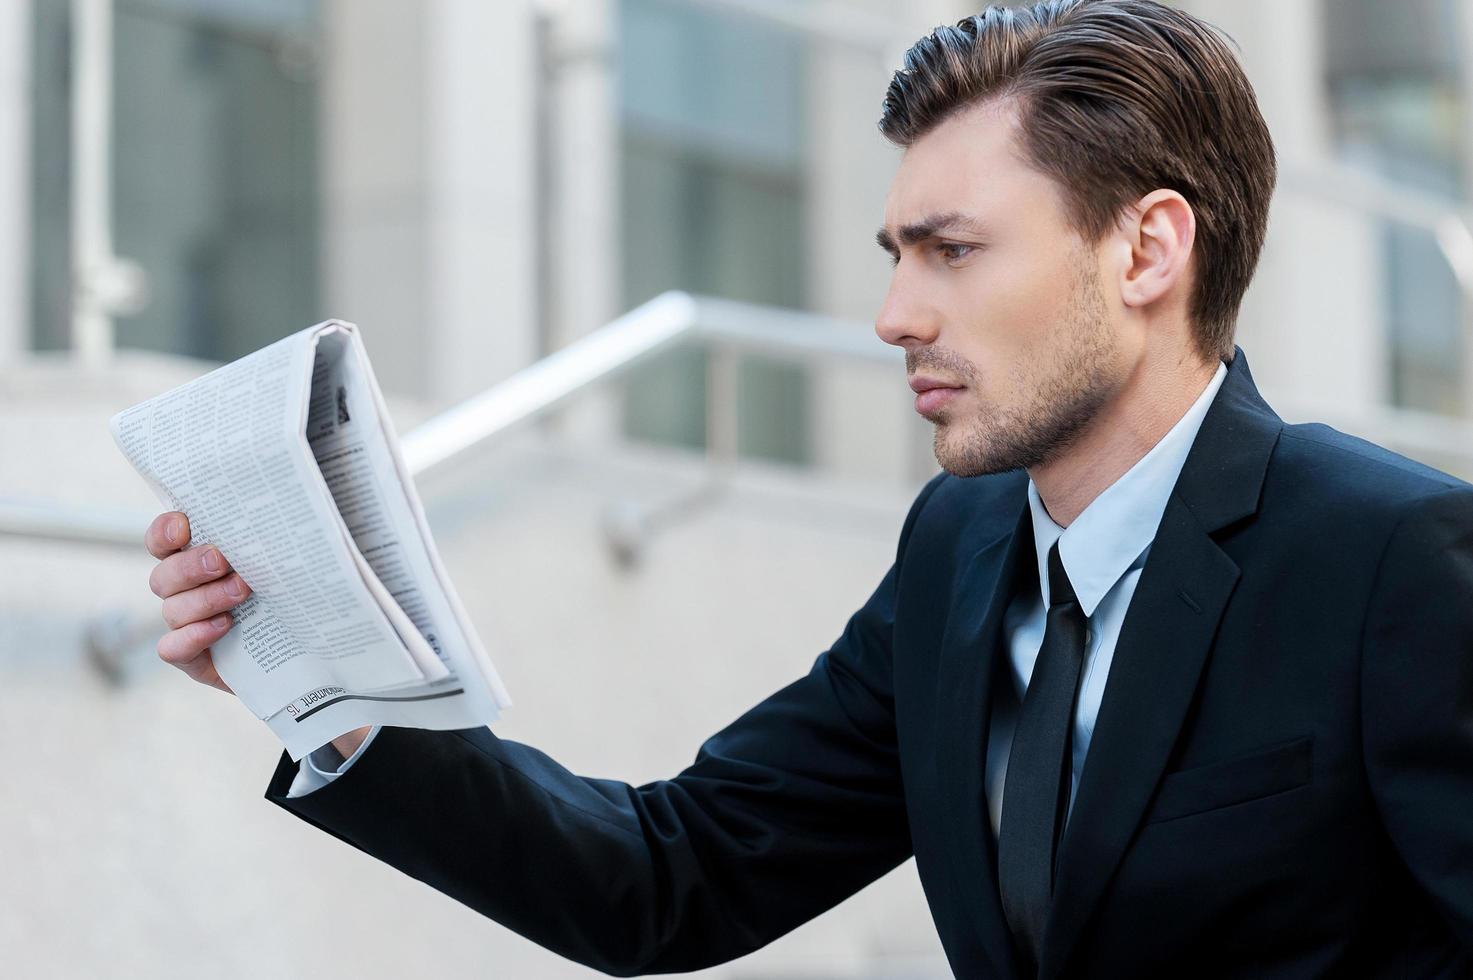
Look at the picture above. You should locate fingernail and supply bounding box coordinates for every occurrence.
[169,517,186,545]
[211,613,231,629]
[202,549,222,573]
[226,577,246,599]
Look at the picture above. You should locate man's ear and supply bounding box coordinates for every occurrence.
[1116,189,1196,313]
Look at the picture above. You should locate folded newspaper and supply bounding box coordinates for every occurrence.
[109,320,511,760]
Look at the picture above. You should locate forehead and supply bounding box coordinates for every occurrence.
[883,100,1070,234]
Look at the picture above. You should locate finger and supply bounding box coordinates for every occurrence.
[174,647,234,694]
[145,512,191,560]
[149,544,232,599]
[157,613,235,667]
[160,573,251,630]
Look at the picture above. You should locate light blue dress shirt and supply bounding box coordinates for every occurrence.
[287,724,382,797]
[291,361,1228,803]
[984,360,1228,837]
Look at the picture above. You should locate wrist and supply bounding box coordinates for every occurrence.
[330,725,372,760]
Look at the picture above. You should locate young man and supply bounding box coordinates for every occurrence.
[143,1,1473,975]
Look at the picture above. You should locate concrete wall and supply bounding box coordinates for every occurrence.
[804,19,913,483]
[805,0,976,485]
[423,0,540,404]
[541,0,623,446]
[321,0,539,405]
[320,0,429,396]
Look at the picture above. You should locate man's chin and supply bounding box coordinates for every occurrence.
[935,456,1019,478]
[933,430,991,478]
[932,424,1030,478]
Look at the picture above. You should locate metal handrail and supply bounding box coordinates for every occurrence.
[0,498,152,549]
[402,292,899,477]
[0,292,901,550]
[1280,164,1473,301]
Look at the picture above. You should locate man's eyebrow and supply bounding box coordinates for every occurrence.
[875,211,989,255]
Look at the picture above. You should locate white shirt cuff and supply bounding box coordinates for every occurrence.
[285,726,382,798]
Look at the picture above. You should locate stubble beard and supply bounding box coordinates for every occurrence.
[928,250,1121,478]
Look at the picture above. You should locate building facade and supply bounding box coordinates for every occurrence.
[4,0,1469,482]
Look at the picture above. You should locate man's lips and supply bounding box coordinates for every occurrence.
[908,375,965,416]
[908,375,963,394]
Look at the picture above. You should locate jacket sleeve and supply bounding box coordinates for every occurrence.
[264,473,948,976]
[1362,485,1473,947]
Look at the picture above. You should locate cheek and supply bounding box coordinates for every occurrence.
[965,270,1065,397]
[973,248,1061,326]
[932,249,1070,381]
[954,274,1052,369]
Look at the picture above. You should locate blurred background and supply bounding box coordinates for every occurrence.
[1,0,1470,977]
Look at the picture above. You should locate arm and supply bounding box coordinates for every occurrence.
[1362,486,1473,946]
[265,474,947,977]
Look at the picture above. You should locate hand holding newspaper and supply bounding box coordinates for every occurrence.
[110,320,511,760]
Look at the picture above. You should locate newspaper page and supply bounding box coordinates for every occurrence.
[265,323,512,757]
[110,320,511,759]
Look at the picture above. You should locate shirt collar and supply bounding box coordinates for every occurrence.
[1027,359,1228,617]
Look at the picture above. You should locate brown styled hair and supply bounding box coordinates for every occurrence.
[879,0,1276,364]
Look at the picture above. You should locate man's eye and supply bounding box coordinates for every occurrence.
[938,242,975,262]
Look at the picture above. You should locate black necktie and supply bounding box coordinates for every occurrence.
[998,539,1089,972]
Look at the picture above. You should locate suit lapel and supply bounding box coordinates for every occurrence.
[936,487,1032,979]
[1036,346,1284,977]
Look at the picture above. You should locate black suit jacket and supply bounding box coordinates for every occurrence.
[268,347,1473,977]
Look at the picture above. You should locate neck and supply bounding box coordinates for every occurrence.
[1028,349,1219,528]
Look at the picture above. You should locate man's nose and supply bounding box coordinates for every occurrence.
[874,269,941,350]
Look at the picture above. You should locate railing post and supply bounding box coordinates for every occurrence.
[70,0,114,363]
[706,344,740,474]
[70,0,146,365]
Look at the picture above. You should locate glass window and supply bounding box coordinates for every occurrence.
[30,0,322,361]
[618,0,811,464]
[1324,0,1467,414]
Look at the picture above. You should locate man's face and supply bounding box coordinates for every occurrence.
[875,100,1127,477]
